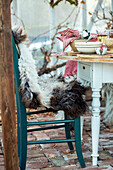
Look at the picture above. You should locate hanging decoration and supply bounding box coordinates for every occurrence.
[49,0,78,8]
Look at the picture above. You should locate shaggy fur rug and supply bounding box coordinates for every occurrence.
[12,25,88,119]
[102,84,113,124]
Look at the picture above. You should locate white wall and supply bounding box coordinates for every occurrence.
[11,0,82,37]
[11,0,112,37]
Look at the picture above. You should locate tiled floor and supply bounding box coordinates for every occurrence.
[0,110,113,170]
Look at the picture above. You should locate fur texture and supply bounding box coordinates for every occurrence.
[12,25,87,119]
[103,83,113,124]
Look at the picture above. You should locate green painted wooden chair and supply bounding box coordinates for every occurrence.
[12,36,86,170]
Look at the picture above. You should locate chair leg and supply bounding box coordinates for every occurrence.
[74,117,86,168]
[65,113,74,151]
[15,94,21,157]
[17,105,20,157]
[19,125,27,170]
[19,108,27,170]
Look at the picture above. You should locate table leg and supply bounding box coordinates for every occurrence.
[91,88,101,166]
[80,116,84,141]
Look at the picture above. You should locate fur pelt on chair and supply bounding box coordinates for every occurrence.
[102,83,113,124]
[12,25,87,119]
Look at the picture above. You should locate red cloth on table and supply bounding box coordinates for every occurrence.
[64,60,77,77]
[51,52,66,57]
[51,52,77,77]
[56,28,81,52]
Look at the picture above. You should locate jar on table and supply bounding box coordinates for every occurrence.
[109,29,113,38]
[97,32,108,44]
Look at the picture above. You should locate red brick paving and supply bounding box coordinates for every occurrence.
[0,110,113,169]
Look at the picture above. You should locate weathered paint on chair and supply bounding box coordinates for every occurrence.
[75,117,86,168]
[65,113,74,151]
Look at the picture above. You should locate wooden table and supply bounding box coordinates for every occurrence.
[57,53,113,166]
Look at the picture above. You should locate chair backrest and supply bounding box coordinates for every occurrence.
[12,36,26,116]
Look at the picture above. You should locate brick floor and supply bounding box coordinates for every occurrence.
[0,110,113,170]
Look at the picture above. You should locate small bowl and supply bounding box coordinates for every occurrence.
[74,42,103,54]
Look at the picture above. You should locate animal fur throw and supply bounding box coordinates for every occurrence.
[12,25,87,119]
[102,83,113,124]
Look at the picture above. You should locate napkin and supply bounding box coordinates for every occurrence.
[90,33,97,42]
[56,28,81,51]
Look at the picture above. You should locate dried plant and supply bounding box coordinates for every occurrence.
[38,24,67,76]
[91,5,113,29]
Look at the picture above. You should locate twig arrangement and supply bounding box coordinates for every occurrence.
[93,5,113,29]
[38,25,66,76]
[11,13,25,29]
[38,61,67,76]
